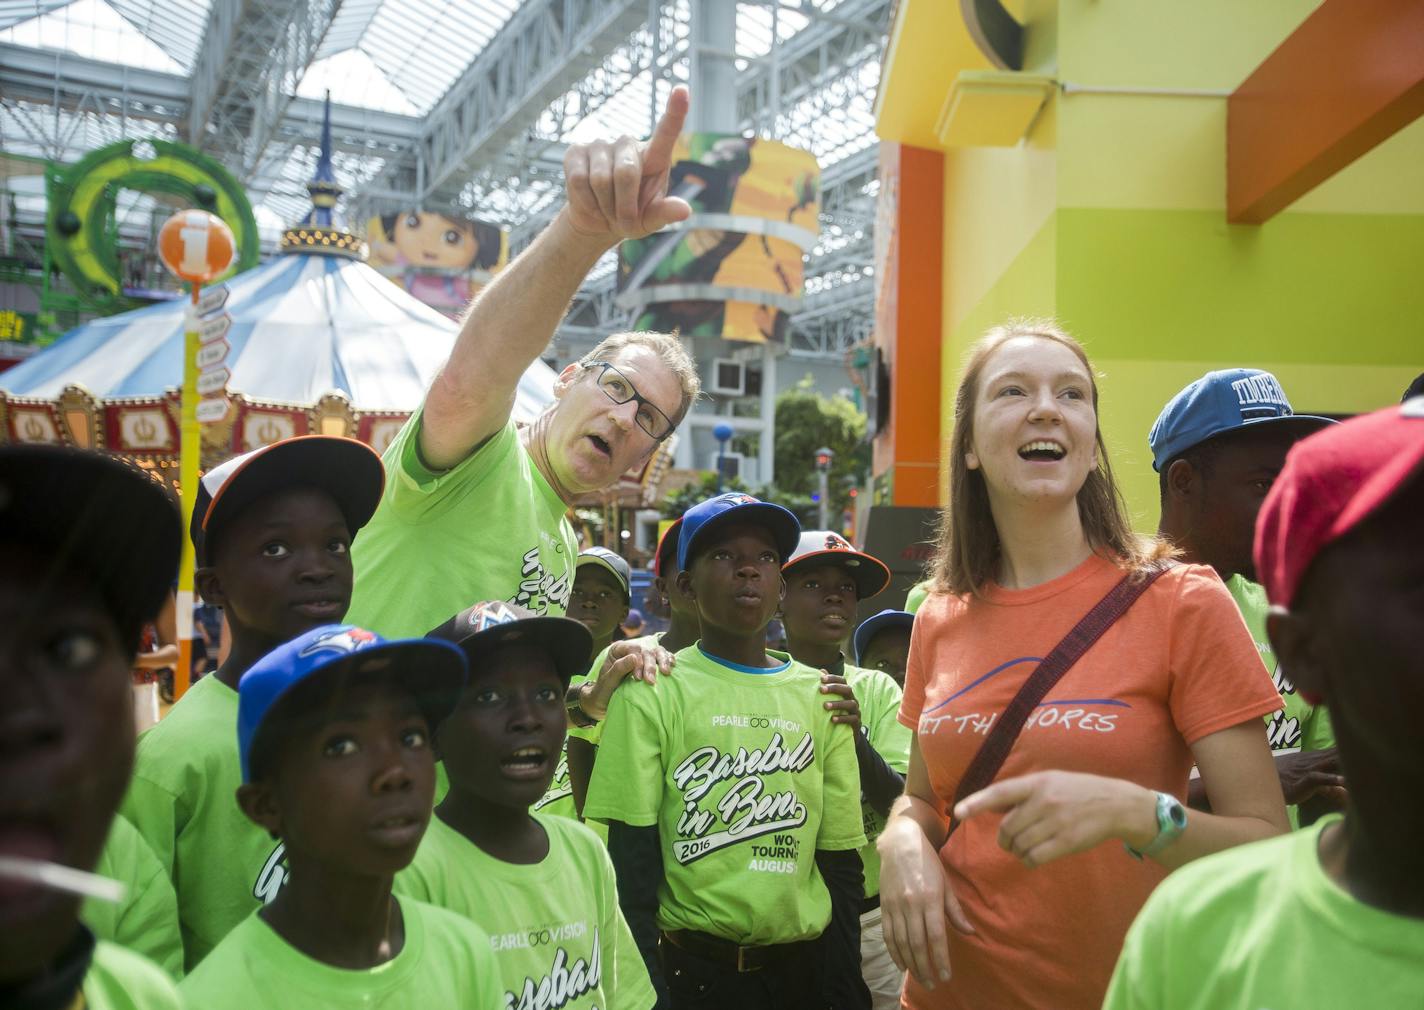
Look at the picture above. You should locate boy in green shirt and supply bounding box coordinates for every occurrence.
[585,493,867,1010]
[399,600,655,1009]
[1104,401,1424,1009]
[1,445,184,1007]
[540,547,634,820]
[120,435,385,972]
[180,622,500,1007]
[781,532,910,1010]
[1151,369,1341,825]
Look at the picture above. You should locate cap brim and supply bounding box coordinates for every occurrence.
[853,610,915,664]
[441,615,593,685]
[198,437,384,563]
[784,549,892,600]
[0,445,181,639]
[682,502,801,570]
[243,638,469,781]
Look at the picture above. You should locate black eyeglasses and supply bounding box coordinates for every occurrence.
[586,360,676,441]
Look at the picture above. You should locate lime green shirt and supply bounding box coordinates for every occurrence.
[903,580,930,615]
[178,899,502,1009]
[84,814,184,978]
[120,675,287,973]
[397,813,654,1010]
[844,663,911,898]
[83,940,185,1009]
[1226,574,1336,826]
[533,743,578,820]
[1104,817,1424,1010]
[584,645,866,945]
[347,412,577,637]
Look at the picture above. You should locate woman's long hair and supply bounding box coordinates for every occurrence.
[930,319,1173,596]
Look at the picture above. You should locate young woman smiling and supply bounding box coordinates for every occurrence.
[877,321,1289,1010]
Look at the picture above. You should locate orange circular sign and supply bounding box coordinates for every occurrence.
[158,210,236,284]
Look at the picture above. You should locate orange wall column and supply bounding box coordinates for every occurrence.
[873,143,944,506]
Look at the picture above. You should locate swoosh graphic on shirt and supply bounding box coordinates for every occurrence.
[923,656,1131,714]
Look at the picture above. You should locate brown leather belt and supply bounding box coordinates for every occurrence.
[660,929,811,973]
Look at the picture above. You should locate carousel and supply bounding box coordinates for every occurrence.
[0,104,568,491]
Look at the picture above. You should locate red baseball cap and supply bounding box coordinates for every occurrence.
[1254,399,1424,609]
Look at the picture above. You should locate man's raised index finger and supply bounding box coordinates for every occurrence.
[644,85,690,164]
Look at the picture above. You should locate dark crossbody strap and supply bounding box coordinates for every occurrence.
[945,561,1175,839]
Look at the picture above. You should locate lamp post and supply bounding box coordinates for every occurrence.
[714,422,734,492]
[814,446,835,529]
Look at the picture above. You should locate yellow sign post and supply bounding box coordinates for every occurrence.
[157,210,235,698]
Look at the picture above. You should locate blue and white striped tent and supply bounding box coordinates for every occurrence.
[1,254,556,421]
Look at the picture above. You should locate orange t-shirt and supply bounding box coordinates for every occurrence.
[898,554,1281,1010]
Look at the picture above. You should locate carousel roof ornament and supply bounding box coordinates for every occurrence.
[280,92,367,260]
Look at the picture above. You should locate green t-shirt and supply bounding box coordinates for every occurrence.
[84,814,184,978]
[1103,816,1424,1010]
[903,580,930,614]
[347,412,577,637]
[533,743,578,820]
[397,812,654,1010]
[1226,574,1336,826]
[83,940,185,1009]
[120,675,288,973]
[844,663,911,899]
[178,899,502,1009]
[584,644,866,945]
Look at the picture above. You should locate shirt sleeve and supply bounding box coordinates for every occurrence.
[863,672,911,774]
[1301,702,1337,752]
[118,771,180,880]
[583,682,665,827]
[382,408,520,523]
[85,818,185,979]
[898,595,936,731]
[1166,566,1285,745]
[816,720,869,852]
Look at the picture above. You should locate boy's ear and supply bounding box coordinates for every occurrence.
[1165,458,1198,504]
[237,782,283,840]
[776,573,787,604]
[676,569,695,600]
[196,567,225,608]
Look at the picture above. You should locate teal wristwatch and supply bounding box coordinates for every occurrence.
[1125,791,1187,860]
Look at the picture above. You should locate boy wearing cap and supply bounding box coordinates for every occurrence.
[780,532,910,1010]
[853,611,914,690]
[565,522,701,819]
[584,493,866,1010]
[397,601,655,1009]
[538,547,633,820]
[1151,369,1342,825]
[1104,401,1424,1009]
[120,435,385,972]
[0,445,184,1007]
[179,623,500,1007]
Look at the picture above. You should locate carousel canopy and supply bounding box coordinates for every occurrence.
[1,253,556,420]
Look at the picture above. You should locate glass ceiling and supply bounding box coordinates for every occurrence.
[2,0,881,304]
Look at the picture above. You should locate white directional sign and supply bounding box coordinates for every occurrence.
[195,339,229,370]
[196,284,230,316]
[197,312,231,344]
[195,396,230,423]
[196,367,230,396]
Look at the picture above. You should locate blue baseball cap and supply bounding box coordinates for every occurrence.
[237,624,468,782]
[677,492,801,571]
[1149,368,1336,472]
[853,609,915,665]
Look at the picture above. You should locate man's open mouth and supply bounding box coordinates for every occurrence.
[588,434,612,458]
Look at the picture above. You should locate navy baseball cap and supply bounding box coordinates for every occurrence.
[193,435,385,565]
[853,609,915,665]
[237,624,468,782]
[677,492,801,571]
[427,600,591,686]
[1149,369,1335,472]
[783,530,892,599]
[577,547,631,600]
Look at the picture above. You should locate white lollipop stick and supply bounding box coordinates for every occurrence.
[0,856,127,904]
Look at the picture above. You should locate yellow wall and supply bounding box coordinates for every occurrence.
[881,0,1424,526]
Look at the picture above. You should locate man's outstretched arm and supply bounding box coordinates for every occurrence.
[419,86,693,471]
